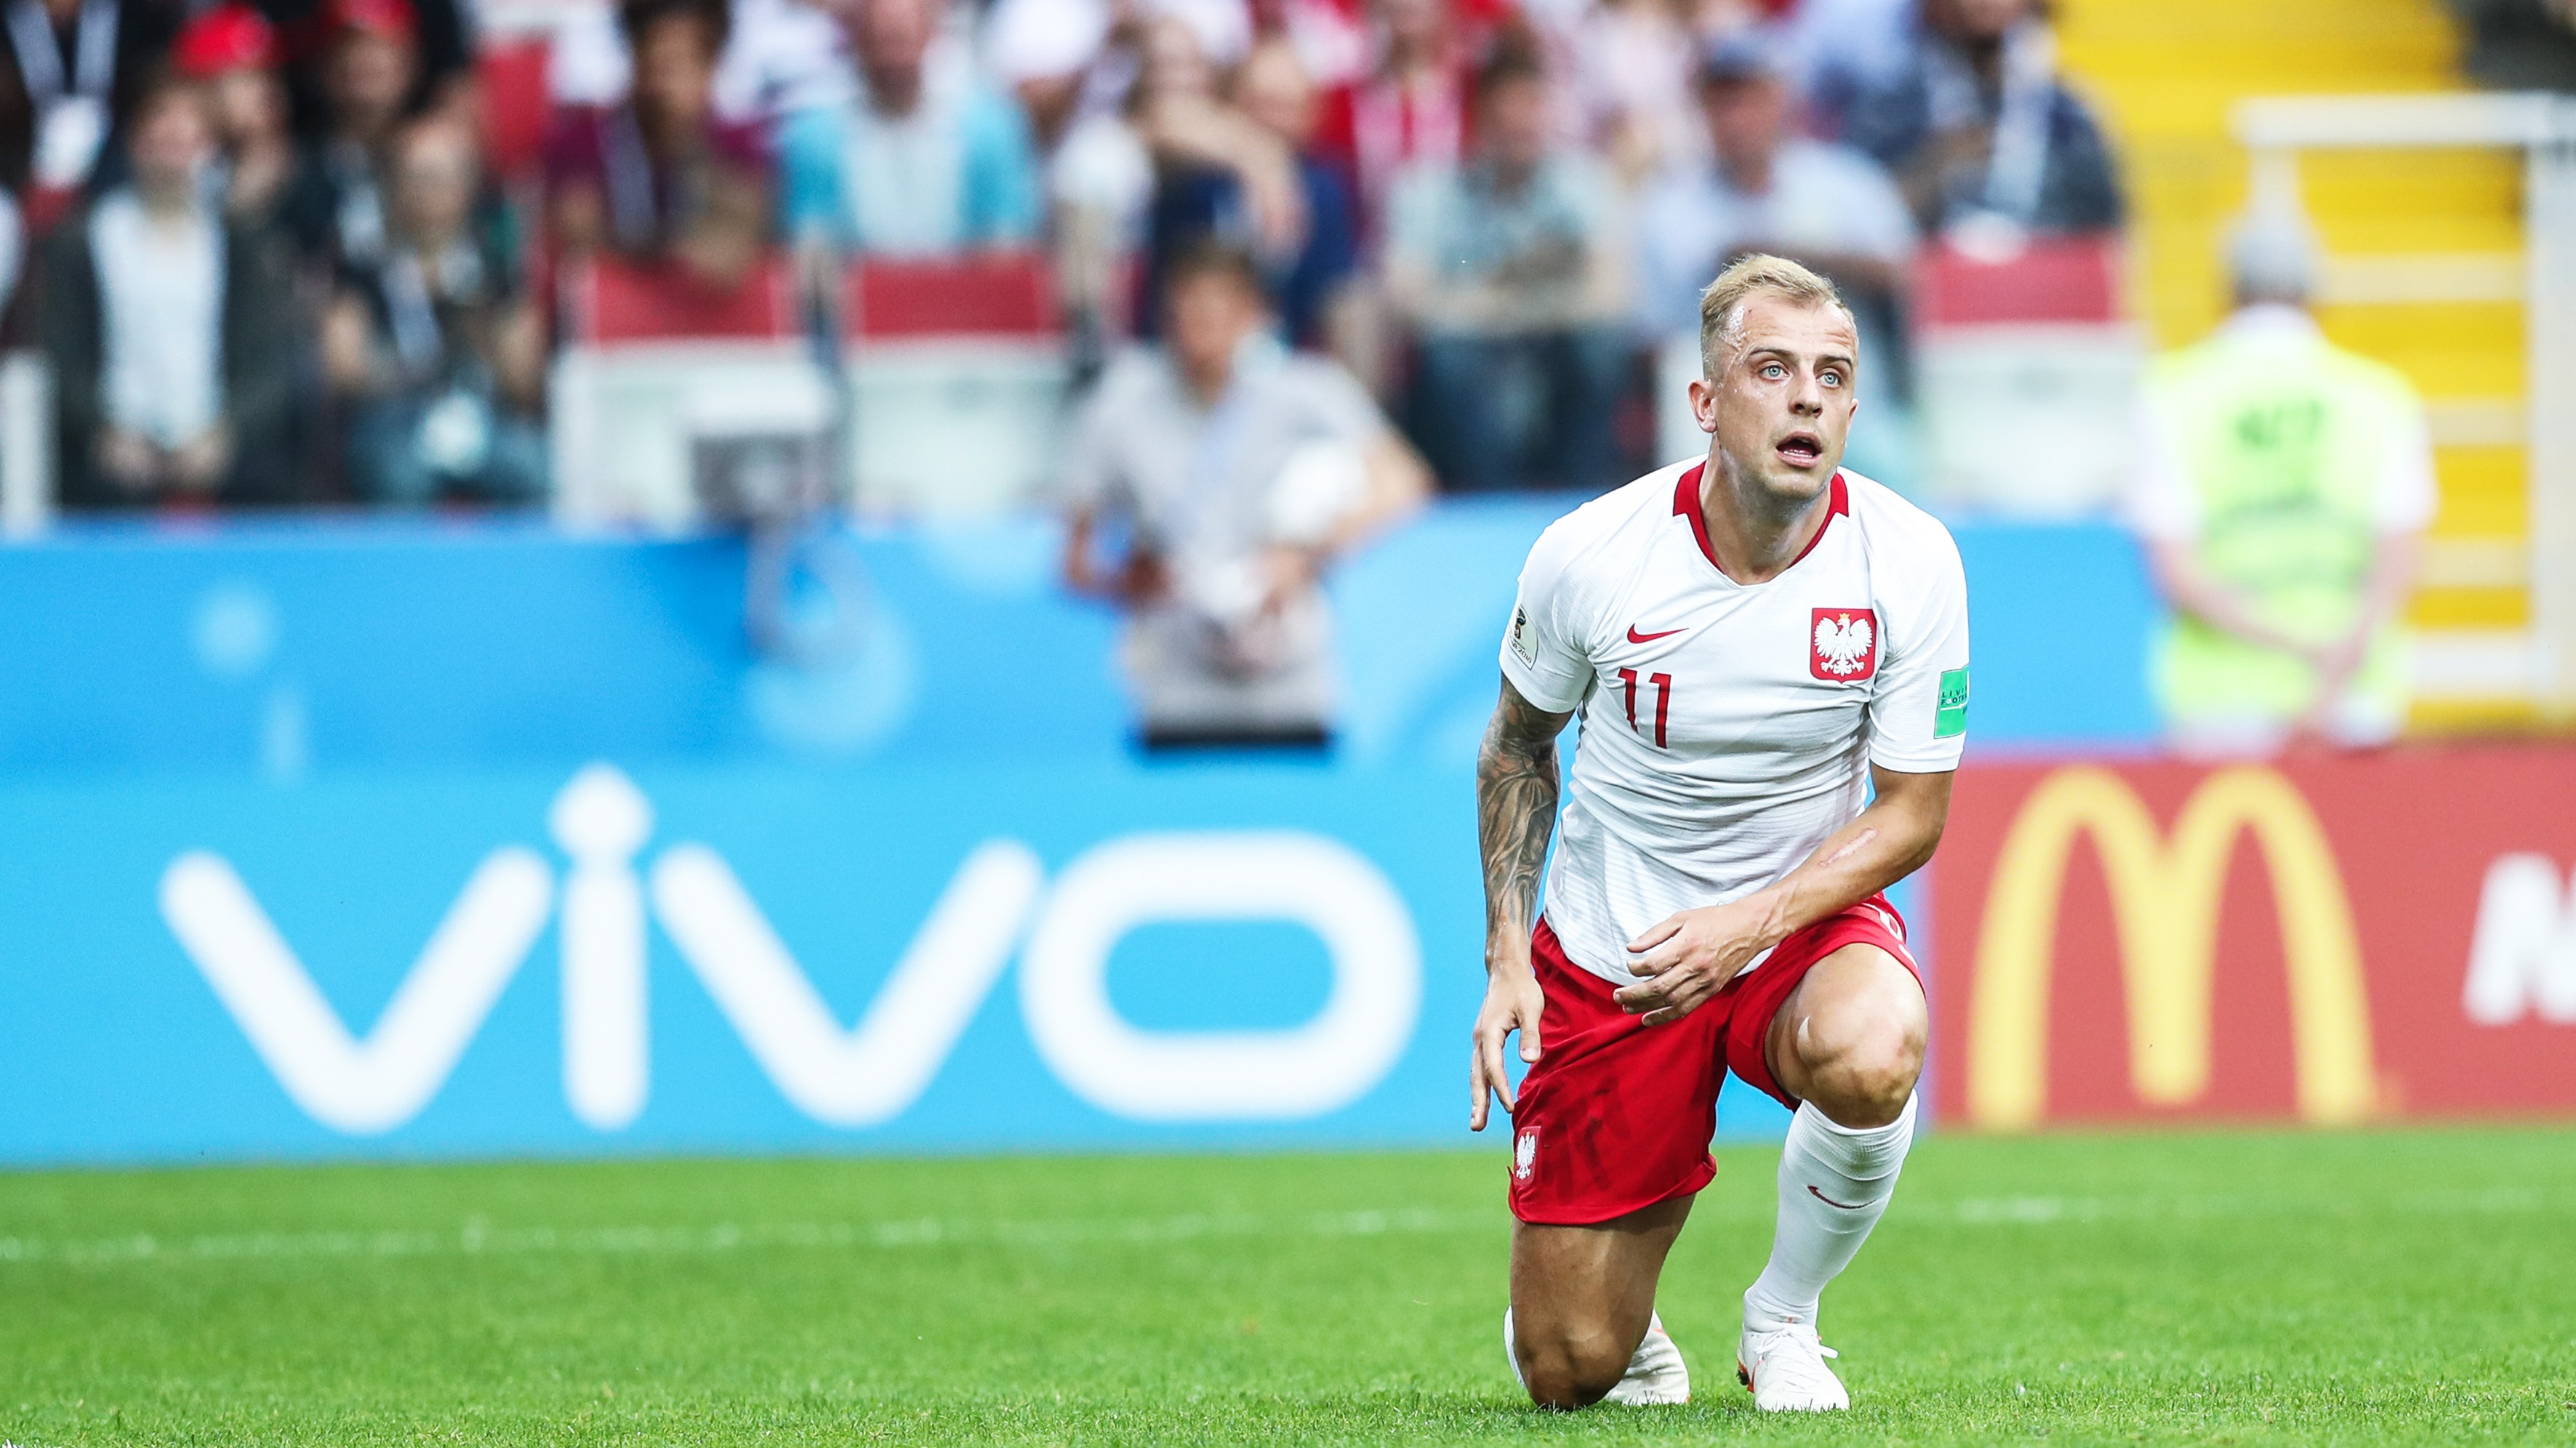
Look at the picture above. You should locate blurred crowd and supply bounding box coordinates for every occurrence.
[0,0,2134,512]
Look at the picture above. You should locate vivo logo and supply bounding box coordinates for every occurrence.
[159,765,1422,1135]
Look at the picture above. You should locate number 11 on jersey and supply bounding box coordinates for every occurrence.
[1616,668,1672,748]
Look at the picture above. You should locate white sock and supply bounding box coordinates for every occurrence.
[1744,1093,1917,1332]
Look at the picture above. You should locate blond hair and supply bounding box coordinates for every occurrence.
[1698,254,1854,377]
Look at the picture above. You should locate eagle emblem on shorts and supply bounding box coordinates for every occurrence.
[1514,1128,1539,1181]
[1810,608,1879,681]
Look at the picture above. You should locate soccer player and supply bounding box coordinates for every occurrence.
[1469,254,1967,1412]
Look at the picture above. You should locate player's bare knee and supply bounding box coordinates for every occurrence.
[1800,1010,1923,1127]
[1516,1325,1631,1409]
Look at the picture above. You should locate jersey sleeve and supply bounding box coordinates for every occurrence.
[2372,394,2438,534]
[1499,519,1598,714]
[1866,528,1970,772]
[1056,369,1129,515]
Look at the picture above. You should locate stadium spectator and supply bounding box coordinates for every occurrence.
[1059,239,1429,749]
[276,0,419,269]
[2448,0,2576,90]
[546,0,771,284]
[984,0,1253,152]
[1138,36,1357,349]
[1384,41,1625,492]
[1829,0,2122,241]
[322,116,545,507]
[0,0,185,218]
[777,0,1040,259]
[1633,36,1913,337]
[252,0,476,145]
[39,73,303,508]
[175,4,297,228]
[2127,215,2433,755]
[1568,0,1703,189]
[1632,34,1914,470]
[1313,0,1475,236]
[547,0,850,133]
[1046,15,1253,363]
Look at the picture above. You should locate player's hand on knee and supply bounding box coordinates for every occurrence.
[1616,904,1765,1026]
[1469,965,1545,1132]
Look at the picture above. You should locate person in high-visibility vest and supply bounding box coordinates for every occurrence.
[2126,215,2436,752]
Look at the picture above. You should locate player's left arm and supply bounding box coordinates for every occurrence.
[1614,766,1951,1026]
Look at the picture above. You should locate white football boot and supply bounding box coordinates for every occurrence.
[1502,1308,1691,1405]
[1602,1313,1690,1405]
[1736,1319,1849,1411]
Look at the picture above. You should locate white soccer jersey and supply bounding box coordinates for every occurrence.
[1499,460,1970,986]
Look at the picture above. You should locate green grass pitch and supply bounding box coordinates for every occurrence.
[4,1125,2572,1444]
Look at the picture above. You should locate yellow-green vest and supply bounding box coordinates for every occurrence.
[2143,319,2424,725]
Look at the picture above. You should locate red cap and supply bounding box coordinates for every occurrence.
[329,0,415,40]
[173,3,276,76]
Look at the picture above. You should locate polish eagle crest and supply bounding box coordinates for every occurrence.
[1813,611,1875,677]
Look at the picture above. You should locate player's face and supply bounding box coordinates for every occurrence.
[1693,297,1858,507]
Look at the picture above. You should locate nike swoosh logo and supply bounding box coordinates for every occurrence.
[1627,625,1687,643]
[1807,1184,1869,1210]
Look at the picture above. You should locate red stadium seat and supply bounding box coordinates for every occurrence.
[847,252,1059,339]
[1915,233,2124,327]
[565,254,799,345]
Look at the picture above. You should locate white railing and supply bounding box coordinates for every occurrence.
[2236,92,2576,713]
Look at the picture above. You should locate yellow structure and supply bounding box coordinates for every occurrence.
[2053,0,2535,728]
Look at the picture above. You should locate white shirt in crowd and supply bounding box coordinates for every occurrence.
[1501,460,1970,986]
[2124,302,2438,544]
[90,190,224,449]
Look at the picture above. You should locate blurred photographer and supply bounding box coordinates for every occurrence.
[1061,240,1429,749]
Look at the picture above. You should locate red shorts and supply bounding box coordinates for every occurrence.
[1505,897,1919,1226]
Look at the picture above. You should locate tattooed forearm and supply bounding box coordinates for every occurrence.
[1477,676,1573,960]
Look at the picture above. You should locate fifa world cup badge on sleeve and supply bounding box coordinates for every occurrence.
[1935,667,1969,738]
[1509,606,1538,666]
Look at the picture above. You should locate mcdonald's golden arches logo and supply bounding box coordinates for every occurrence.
[1966,765,2378,1130]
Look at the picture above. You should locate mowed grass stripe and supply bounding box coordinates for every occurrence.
[1,1184,2560,1270]
[3,1125,2574,1445]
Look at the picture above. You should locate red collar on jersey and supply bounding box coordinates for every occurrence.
[1672,462,1848,579]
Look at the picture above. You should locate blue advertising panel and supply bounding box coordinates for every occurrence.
[0,504,2152,1164]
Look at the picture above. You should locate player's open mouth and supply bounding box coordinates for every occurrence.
[1775,433,1824,467]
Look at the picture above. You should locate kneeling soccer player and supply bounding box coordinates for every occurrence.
[1469,254,1967,1412]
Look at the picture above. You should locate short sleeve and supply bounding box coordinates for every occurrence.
[2373,395,2438,534]
[2124,390,2199,542]
[1059,389,1123,515]
[1866,529,1970,772]
[1291,360,1389,446]
[775,108,846,244]
[1499,522,1598,714]
[963,91,1043,246]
